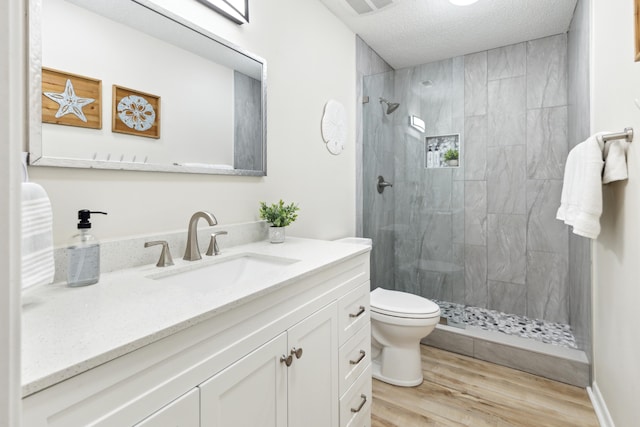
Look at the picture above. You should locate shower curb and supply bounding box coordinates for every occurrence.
[422,324,590,388]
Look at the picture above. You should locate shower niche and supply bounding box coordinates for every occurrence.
[426,134,460,168]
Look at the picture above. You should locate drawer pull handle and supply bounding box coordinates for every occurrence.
[291,347,303,359]
[350,394,367,413]
[349,350,366,365]
[280,354,293,367]
[349,306,366,318]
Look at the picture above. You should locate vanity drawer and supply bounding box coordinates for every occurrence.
[339,323,371,396]
[134,388,199,427]
[338,281,370,345]
[339,364,372,427]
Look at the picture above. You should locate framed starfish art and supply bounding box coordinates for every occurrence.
[112,85,161,139]
[41,68,102,129]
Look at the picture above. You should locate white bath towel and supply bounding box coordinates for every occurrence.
[21,183,55,289]
[602,138,629,184]
[556,134,605,239]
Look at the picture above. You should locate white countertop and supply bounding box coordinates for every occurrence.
[21,237,369,397]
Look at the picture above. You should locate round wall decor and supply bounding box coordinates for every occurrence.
[321,99,347,155]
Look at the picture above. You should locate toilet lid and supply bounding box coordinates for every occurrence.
[370,287,441,318]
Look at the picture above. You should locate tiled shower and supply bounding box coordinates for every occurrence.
[360,28,591,353]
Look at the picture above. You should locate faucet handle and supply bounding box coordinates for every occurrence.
[144,240,174,267]
[206,231,228,256]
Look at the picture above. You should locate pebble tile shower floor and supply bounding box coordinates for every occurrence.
[433,300,578,349]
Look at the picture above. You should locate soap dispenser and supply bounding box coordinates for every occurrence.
[67,210,107,287]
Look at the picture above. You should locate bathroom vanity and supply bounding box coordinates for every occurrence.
[22,238,371,427]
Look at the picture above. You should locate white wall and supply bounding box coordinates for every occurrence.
[591,0,640,425]
[29,0,357,245]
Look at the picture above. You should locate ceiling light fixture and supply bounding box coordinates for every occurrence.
[448,0,479,6]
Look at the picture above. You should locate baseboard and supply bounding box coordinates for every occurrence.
[588,382,615,427]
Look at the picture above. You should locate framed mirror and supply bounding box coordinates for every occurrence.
[28,0,267,176]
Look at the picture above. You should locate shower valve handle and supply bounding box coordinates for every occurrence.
[377,176,393,194]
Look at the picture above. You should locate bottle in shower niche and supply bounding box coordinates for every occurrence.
[67,210,108,287]
[427,145,433,168]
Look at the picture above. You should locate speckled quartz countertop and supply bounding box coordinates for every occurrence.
[21,237,369,397]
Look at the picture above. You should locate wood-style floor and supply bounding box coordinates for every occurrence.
[371,345,599,427]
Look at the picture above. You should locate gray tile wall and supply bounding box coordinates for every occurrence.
[391,58,465,304]
[363,71,396,290]
[567,0,592,359]
[463,35,571,324]
[356,36,394,239]
[233,71,263,171]
[359,28,589,345]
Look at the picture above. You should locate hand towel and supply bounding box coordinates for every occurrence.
[556,134,605,239]
[602,138,629,184]
[21,183,55,289]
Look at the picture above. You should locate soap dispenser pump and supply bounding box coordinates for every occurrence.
[67,210,107,287]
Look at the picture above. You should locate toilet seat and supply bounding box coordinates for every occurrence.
[370,287,441,319]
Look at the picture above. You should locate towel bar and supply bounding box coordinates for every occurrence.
[601,127,633,143]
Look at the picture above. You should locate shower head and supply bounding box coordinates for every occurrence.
[379,97,400,114]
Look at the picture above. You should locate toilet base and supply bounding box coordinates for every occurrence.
[371,345,424,387]
[372,359,423,387]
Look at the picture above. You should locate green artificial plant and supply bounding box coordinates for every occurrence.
[259,200,300,227]
[444,148,459,161]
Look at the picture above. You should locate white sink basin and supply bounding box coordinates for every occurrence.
[148,253,299,287]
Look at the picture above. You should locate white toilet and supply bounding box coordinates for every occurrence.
[370,287,441,387]
[333,237,441,387]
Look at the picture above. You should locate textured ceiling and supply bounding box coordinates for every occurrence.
[319,0,578,69]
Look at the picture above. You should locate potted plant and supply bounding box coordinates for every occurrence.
[259,199,300,243]
[444,148,459,166]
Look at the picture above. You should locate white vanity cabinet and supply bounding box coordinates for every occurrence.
[22,250,370,427]
[199,332,288,427]
[286,302,339,426]
[337,282,372,427]
[200,303,338,427]
[134,389,200,427]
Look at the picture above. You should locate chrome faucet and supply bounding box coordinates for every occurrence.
[183,211,217,261]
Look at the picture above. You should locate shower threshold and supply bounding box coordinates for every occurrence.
[432,300,577,349]
[423,300,590,387]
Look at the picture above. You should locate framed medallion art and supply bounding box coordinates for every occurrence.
[41,67,102,129]
[112,85,161,139]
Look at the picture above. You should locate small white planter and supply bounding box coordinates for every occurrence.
[269,226,286,243]
[446,159,459,167]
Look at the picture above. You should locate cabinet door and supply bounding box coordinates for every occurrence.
[134,388,199,427]
[199,333,288,427]
[287,303,339,427]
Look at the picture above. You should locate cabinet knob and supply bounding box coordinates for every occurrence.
[349,350,366,365]
[291,347,303,359]
[350,394,367,413]
[349,306,366,318]
[280,354,293,367]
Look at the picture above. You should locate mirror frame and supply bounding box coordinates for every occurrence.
[28,0,267,176]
